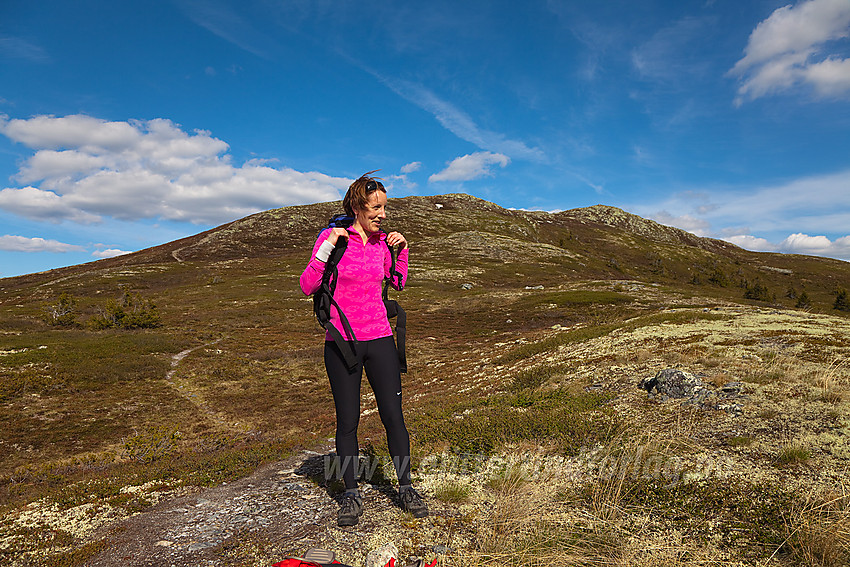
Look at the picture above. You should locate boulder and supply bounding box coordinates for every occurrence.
[638,369,745,415]
[639,368,711,404]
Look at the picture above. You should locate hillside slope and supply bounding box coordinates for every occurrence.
[1,194,850,566]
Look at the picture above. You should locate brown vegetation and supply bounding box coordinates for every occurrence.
[1,194,850,566]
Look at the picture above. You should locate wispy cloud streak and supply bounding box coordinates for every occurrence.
[380,78,545,162]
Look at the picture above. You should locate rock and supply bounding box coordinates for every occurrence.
[716,402,743,416]
[639,369,746,414]
[364,542,399,567]
[639,369,710,403]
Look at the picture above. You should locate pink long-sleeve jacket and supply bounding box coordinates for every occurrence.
[300,227,409,342]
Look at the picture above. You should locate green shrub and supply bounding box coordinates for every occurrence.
[123,425,180,463]
[89,290,161,329]
[777,441,811,466]
[44,292,78,327]
[412,389,616,456]
[509,364,569,391]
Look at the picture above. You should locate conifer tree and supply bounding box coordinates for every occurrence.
[834,288,850,312]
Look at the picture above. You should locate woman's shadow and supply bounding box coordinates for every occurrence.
[293,446,403,509]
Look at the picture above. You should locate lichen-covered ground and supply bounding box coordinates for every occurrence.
[4,300,848,566]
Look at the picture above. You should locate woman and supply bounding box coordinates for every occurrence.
[299,172,427,527]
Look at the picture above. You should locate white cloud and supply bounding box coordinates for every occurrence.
[711,169,850,235]
[390,162,422,190]
[730,0,850,103]
[0,235,84,253]
[92,248,132,259]
[780,232,844,254]
[1,114,142,151]
[724,234,775,252]
[631,168,850,261]
[0,114,348,225]
[400,161,421,174]
[178,0,279,59]
[631,16,710,83]
[0,186,101,223]
[641,169,850,238]
[725,232,850,260]
[649,210,712,236]
[803,56,850,95]
[429,152,510,183]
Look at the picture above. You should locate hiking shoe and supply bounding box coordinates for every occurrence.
[400,487,428,518]
[337,491,363,527]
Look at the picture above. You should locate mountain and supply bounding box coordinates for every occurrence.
[7,193,848,309]
[2,194,850,566]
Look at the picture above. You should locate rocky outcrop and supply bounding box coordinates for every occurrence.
[639,369,745,415]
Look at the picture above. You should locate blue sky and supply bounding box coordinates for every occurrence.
[2,0,850,278]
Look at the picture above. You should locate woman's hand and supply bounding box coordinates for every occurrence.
[386,231,408,250]
[326,227,349,246]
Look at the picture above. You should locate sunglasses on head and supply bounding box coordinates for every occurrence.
[366,180,384,192]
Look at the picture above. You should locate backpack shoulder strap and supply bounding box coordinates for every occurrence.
[312,222,358,372]
[382,239,407,374]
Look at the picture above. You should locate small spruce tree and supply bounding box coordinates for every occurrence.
[744,280,774,303]
[834,288,850,312]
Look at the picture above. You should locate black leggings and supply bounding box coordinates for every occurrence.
[325,336,411,489]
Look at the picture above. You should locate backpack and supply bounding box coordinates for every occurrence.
[312,215,407,373]
[272,553,436,567]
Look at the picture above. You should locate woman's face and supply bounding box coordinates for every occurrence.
[355,190,387,234]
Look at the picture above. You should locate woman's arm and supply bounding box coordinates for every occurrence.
[299,228,339,295]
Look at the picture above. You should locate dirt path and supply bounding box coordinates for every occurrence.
[85,444,452,567]
[87,446,340,566]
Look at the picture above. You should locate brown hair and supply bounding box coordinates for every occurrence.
[343,170,385,216]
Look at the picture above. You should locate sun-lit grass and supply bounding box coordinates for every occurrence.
[777,441,811,466]
[434,480,472,504]
[410,388,617,456]
[728,435,754,447]
[495,310,731,364]
[780,486,850,567]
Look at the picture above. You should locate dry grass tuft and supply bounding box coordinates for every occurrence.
[815,357,848,404]
[457,464,596,567]
[433,480,472,504]
[581,430,684,524]
[777,486,850,567]
[450,430,708,567]
[776,440,812,466]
